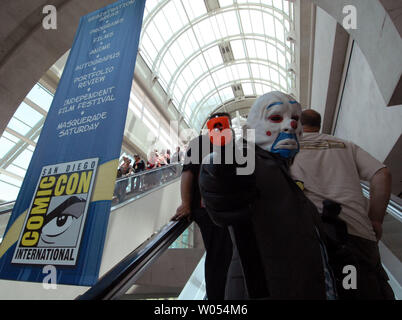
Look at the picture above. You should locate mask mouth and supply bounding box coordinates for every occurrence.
[274,138,298,150]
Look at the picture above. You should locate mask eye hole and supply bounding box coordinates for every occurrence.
[291,115,299,121]
[268,115,283,123]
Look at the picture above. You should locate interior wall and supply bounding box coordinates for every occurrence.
[310,7,337,116]
[334,43,402,163]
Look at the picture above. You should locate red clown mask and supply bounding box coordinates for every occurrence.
[207,116,232,146]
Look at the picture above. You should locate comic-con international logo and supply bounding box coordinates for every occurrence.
[11,158,98,266]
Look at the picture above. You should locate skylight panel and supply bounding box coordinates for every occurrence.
[198,76,214,96]
[0,181,20,202]
[267,43,278,63]
[145,0,161,14]
[270,69,280,86]
[255,83,264,95]
[262,12,276,38]
[181,0,208,21]
[259,64,270,79]
[12,149,33,170]
[26,84,53,112]
[169,40,187,65]
[272,0,283,11]
[283,0,290,14]
[219,0,233,7]
[219,87,234,101]
[7,164,27,178]
[2,131,19,144]
[141,33,158,64]
[236,63,250,79]
[251,64,261,80]
[13,102,43,128]
[222,11,240,36]
[192,86,204,103]
[163,1,186,33]
[153,11,174,42]
[231,40,246,59]
[280,74,287,89]
[7,118,31,136]
[0,137,15,159]
[177,29,198,58]
[214,13,229,39]
[196,17,219,47]
[240,10,253,34]
[277,51,286,69]
[246,39,257,58]
[255,40,268,60]
[0,174,22,189]
[275,18,285,43]
[159,63,172,89]
[250,10,264,35]
[242,82,254,95]
[145,22,165,51]
[204,46,223,69]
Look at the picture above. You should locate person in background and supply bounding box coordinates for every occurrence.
[116,156,132,202]
[132,154,145,193]
[165,149,171,164]
[290,109,394,299]
[171,112,234,300]
[172,146,184,163]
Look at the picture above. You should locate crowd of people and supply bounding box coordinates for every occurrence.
[171,91,395,301]
[113,147,184,203]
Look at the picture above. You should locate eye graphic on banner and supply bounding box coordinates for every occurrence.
[11,158,98,266]
[0,0,147,286]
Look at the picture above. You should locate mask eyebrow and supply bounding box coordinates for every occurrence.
[266,101,283,110]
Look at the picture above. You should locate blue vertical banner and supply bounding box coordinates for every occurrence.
[0,0,146,286]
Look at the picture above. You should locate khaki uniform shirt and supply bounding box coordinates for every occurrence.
[290,132,385,241]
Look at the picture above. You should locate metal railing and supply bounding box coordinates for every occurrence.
[0,163,183,216]
[360,182,402,223]
[113,163,182,206]
[0,163,183,243]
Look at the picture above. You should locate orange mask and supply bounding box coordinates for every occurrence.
[207,116,232,146]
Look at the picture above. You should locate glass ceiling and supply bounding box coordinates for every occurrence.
[139,0,295,130]
[0,0,295,202]
[0,83,50,202]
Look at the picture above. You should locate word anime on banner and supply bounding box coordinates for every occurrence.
[0,0,146,286]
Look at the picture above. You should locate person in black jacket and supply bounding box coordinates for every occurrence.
[132,154,145,193]
[199,91,337,299]
[171,113,234,300]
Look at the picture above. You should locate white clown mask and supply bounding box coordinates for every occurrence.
[246,91,302,159]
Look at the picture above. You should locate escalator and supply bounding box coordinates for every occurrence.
[0,163,196,299]
[0,167,401,300]
[77,182,402,300]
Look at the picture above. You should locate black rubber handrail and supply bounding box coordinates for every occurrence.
[0,163,183,216]
[76,218,192,300]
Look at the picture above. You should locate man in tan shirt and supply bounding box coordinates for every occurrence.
[290,109,394,299]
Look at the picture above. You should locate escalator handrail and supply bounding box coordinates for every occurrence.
[115,163,183,183]
[360,182,402,222]
[0,163,183,216]
[76,218,192,300]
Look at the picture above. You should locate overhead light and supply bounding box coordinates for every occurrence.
[218,41,235,63]
[287,63,297,74]
[286,31,296,42]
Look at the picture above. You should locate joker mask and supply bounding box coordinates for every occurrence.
[246,91,302,159]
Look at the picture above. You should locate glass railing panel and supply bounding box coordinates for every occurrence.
[112,163,182,206]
